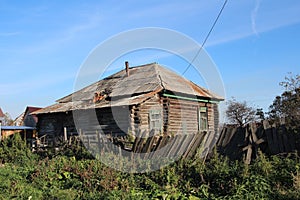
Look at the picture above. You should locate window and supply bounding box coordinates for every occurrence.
[198,107,208,131]
[149,109,162,132]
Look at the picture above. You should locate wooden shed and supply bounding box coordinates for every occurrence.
[0,126,36,143]
[14,106,42,127]
[34,63,223,152]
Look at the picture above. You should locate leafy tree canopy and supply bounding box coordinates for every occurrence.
[225,98,259,127]
[269,72,300,131]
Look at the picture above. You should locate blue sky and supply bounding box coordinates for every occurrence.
[1,0,300,119]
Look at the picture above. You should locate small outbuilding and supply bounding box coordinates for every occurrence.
[34,63,224,152]
[14,106,42,127]
[0,126,36,142]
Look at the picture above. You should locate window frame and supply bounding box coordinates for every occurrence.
[149,109,163,133]
[198,106,208,131]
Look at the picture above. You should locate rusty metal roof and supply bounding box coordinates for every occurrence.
[34,63,223,114]
[26,106,42,114]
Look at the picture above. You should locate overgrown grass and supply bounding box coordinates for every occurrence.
[0,134,299,199]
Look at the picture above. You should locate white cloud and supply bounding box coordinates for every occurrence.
[206,1,300,47]
[0,32,21,37]
[251,0,261,35]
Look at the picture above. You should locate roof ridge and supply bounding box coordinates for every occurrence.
[153,64,166,90]
[128,62,157,69]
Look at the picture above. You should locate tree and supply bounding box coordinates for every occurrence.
[256,108,265,120]
[279,72,300,91]
[225,98,258,127]
[269,73,300,130]
[1,112,13,126]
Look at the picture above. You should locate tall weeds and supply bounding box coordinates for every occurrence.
[0,135,298,199]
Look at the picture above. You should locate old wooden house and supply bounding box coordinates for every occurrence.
[34,63,223,152]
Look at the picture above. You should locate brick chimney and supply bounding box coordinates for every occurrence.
[125,61,129,77]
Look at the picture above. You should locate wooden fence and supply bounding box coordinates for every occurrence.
[79,129,214,159]
[216,120,300,164]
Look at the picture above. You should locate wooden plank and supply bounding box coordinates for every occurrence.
[64,127,67,142]
[182,134,198,159]
[245,146,252,165]
[174,134,190,158]
[222,127,245,159]
[288,132,296,152]
[263,120,275,154]
[242,144,252,151]
[176,134,193,158]
[255,138,265,145]
[201,131,213,154]
[161,136,176,157]
[272,127,281,154]
[151,135,167,158]
[146,136,159,153]
[87,136,90,149]
[278,132,285,153]
[221,127,232,146]
[171,134,190,158]
[186,132,207,158]
[250,123,258,143]
[222,127,236,146]
[155,135,168,150]
[132,130,146,153]
[165,135,181,157]
[282,133,291,152]
[216,127,226,146]
[141,134,155,153]
[228,127,238,143]
[245,125,250,143]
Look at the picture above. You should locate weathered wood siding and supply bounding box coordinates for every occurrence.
[213,103,220,135]
[129,94,219,136]
[95,107,129,136]
[23,113,36,127]
[164,97,218,135]
[130,94,162,136]
[38,112,75,137]
[164,97,199,134]
[38,107,130,138]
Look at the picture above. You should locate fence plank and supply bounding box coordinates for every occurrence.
[178,134,195,159]
[217,127,227,146]
[272,127,281,154]
[186,132,207,158]
[282,133,291,152]
[182,134,199,158]
[263,121,275,154]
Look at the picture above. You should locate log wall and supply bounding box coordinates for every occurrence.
[130,94,162,136]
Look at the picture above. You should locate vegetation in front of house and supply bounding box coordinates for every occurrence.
[0,134,299,200]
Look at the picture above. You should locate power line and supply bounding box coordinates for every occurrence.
[182,0,228,75]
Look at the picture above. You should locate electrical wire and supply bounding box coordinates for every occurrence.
[182,0,228,75]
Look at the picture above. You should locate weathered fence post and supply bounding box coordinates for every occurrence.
[64,127,67,142]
